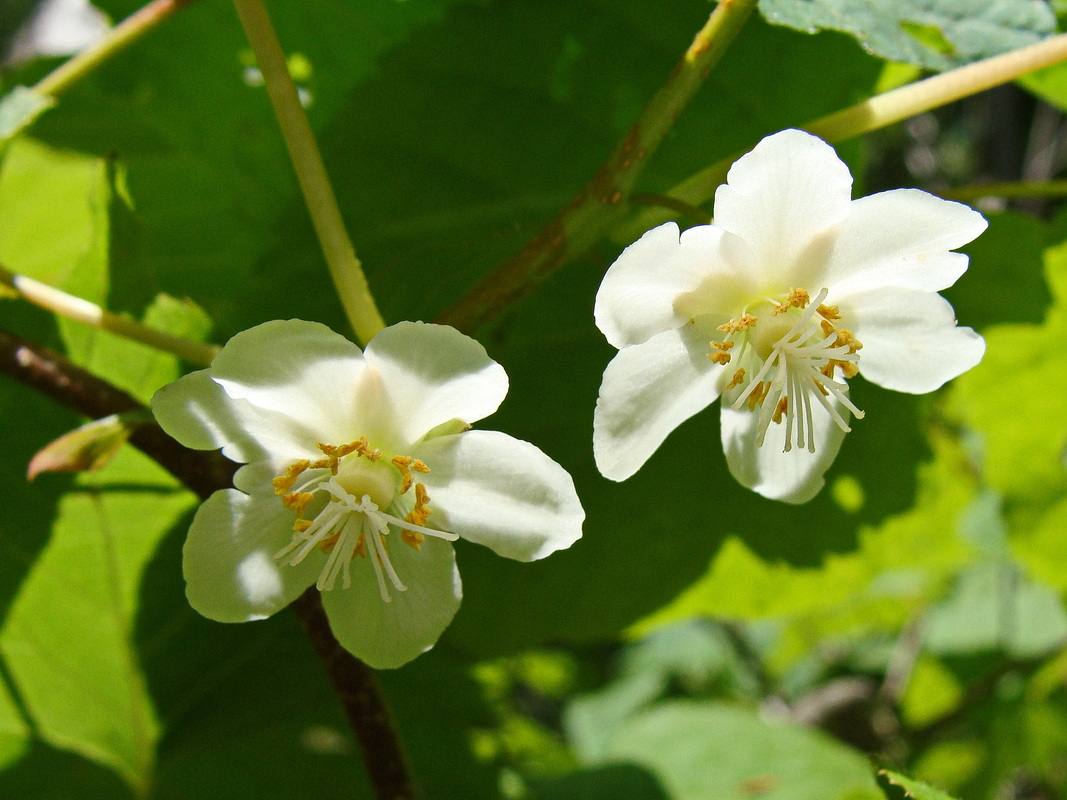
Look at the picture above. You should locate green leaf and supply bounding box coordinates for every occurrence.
[0,86,55,144]
[759,0,1056,70]
[882,769,961,800]
[0,445,195,793]
[600,701,882,800]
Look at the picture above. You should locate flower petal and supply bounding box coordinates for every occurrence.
[824,189,987,293]
[594,326,723,481]
[321,537,461,669]
[720,400,847,504]
[208,319,372,445]
[841,287,985,393]
[183,489,320,622]
[713,129,853,285]
[415,430,583,562]
[595,222,736,348]
[152,370,262,462]
[363,321,508,445]
[152,369,333,494]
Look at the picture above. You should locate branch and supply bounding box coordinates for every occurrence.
[34,0,204,98]
[436,0,757,333]
[0,327,414,800]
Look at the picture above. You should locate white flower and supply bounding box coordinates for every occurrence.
[593,129,987,503]
[152,319,583,668]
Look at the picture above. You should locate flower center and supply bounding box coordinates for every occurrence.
[708,287,865,453]
[269,437,457,601]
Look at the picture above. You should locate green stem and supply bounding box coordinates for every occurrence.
[619,31,1067,239]
[33,0,203,98]
[934,179,1067,203]
[0,263,218,366]
[436,0,757,333]
[231,0,386,346]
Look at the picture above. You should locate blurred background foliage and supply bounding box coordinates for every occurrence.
[2,0,1067,797]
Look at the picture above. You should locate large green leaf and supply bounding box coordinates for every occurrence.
[0,446,193,793]
[599,701,882,800]
[760,0,1056,70]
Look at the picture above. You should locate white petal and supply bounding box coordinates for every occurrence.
[183,489,321,622]
[595,223,736,348]
[363,321,508,445]
[720,401,847,504]
[321,537,461,669]
[713,129,853,285]
[824,189,987,293]
[208,319,372,445]
[415,430,584,562]
[842,287,985,394]
[594,326,723,482]
[152,369,332,494]
[152,370,262,462]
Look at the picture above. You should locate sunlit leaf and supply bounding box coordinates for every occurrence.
[601,701,882,800]
[760,0,1056,70]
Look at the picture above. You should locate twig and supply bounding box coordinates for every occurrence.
[0,263,218,367]
[34,0,204,98]
[231,0,386,346]
[292,589,416,800]
[618,31,1067,240]
[0,327,414,799]
[436,0,757,333]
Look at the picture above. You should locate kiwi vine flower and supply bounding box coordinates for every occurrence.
[593,129,986,503]
[152,319,583,668]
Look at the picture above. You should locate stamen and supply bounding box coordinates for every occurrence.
[718,313,758,333]
[773,288,809,315]
[272,460,310,495]
[727,287,866,453]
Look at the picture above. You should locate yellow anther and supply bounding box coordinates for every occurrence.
[412,459,430,474]
[773,288,809,315]
[812,377,830,396]
[273,460,310,495]
[283,491,314,515]
[728,368,746,389]
[293,519,312,533]
[718,313,758,333]
[834,329,862,352]
[772,397,789,424]
[392,455,417,494]
[747,381,769,411]
[817,303,840,321]
[821,320,835,338]
[709,339,735,364]
[403,483,432,550]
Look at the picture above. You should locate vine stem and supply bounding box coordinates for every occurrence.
[0,263,218,367]
[231,0,386,346]
[0,327,415,800]
[436,0,758,334]
[33,0,203,98]
[619,31,1067,239]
